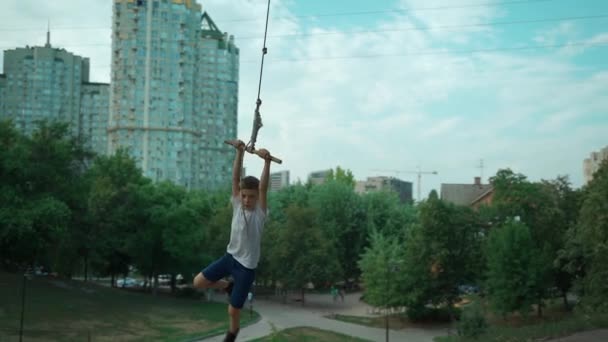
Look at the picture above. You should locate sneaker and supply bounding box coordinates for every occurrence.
[224,281,234,296]
[223,329,239,342]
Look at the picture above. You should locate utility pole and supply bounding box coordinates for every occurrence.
[371,168,438,201]
[476,159,484,183]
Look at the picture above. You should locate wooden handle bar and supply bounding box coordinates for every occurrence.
[224,140,283,164]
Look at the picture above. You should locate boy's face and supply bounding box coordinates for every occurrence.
[241,188,259,210]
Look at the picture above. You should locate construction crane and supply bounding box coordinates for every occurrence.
[371,168,439,201]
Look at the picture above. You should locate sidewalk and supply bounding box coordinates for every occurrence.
[548,329,608,342]
[197,292,447,342]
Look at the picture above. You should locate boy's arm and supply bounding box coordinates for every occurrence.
[257,149,272,212]
[230,140,246,198]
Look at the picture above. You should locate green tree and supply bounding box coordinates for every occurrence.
[203,204,231,264]
[256,184,311,285]
[86,149,148,285]
[358,231,404,308]
[361,190,416,240]
[561,160,608,312]
[489,169,568,316]
[485,220,542,317]
[0,120,87,271]
[267,183,310,223]
[129,181,200,294]
[309,180,366,283]
[542,176,581,310]
[325,166,356,188]
[400,194,483,319]
[272,205,341,304]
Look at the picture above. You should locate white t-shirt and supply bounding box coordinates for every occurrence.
[226,196,267,269]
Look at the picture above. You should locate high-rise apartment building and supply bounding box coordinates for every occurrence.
[584,146,608,184]
[80,83,110,156]
[0,33,109,155]
[2,35,88,136]
[108,0,239,189]
[0,74,6,114]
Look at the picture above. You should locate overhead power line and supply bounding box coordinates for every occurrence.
[251,41,608,63]
[218,0,557,23]
[2,13,607,48]
[0,0,557,31]
[238,14,608,40]
[81,40,608,69]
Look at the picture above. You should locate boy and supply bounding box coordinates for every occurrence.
[193,139,271,342]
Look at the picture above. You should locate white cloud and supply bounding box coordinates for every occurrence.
[419,117,462,138]
[533,23,608,56]
[397,0,501,43]
[534,21,578,45]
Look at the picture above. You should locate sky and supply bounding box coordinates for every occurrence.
[1,0,607,198]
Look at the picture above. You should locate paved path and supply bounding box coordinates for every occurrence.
[547,329,608,342]
[198,292,448,342]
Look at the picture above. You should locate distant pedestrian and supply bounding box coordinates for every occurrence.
[331,285,338,302]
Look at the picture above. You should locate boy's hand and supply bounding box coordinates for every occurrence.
[226,139,246,152]
[256,148,272,161]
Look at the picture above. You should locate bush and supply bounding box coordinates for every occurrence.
[406,305,462,322]
[457,303,487,339]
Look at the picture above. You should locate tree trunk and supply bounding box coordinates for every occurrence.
[447,300,453,336]
[111,273,115,288]
[537,297,543,317]
[170,274,176,293]
[562,291,570,311]
[301,288,305,306]
[153,272,158,296]
[83,255,88,282]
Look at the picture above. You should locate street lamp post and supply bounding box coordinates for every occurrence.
[19,271,30,342]
[385,260,401,342]
[385,264,389,342]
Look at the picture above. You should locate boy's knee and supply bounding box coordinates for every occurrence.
[228,305,241,317]
[193,272,208,288]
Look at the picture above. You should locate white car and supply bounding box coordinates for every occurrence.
[117,277,138,288]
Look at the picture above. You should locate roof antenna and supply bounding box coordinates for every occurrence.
[45,19,51,48]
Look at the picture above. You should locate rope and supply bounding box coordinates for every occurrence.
[247,0,271,152]
[257,0,271,102]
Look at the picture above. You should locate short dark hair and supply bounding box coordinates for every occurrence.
[241,176,260,190]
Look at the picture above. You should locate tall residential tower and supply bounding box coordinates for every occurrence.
[2,34,88,136]
[0,31,109,155]
[109,0,239,189]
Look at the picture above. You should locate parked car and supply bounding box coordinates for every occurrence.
[458,284,480,295]
[117,277,138,288]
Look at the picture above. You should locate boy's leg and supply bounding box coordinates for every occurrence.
[227,261,255,335]
[193,273,229,290]
[193,254,232,290]
[228,305,241,335]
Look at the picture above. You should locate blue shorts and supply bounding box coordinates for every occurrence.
[202,253,255,309]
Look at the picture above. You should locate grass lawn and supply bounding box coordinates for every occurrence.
[435,297,608,342]
[0,271,259,342]
[435,312,608,342]
[327,296,608,342]
[251,327,371,342]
